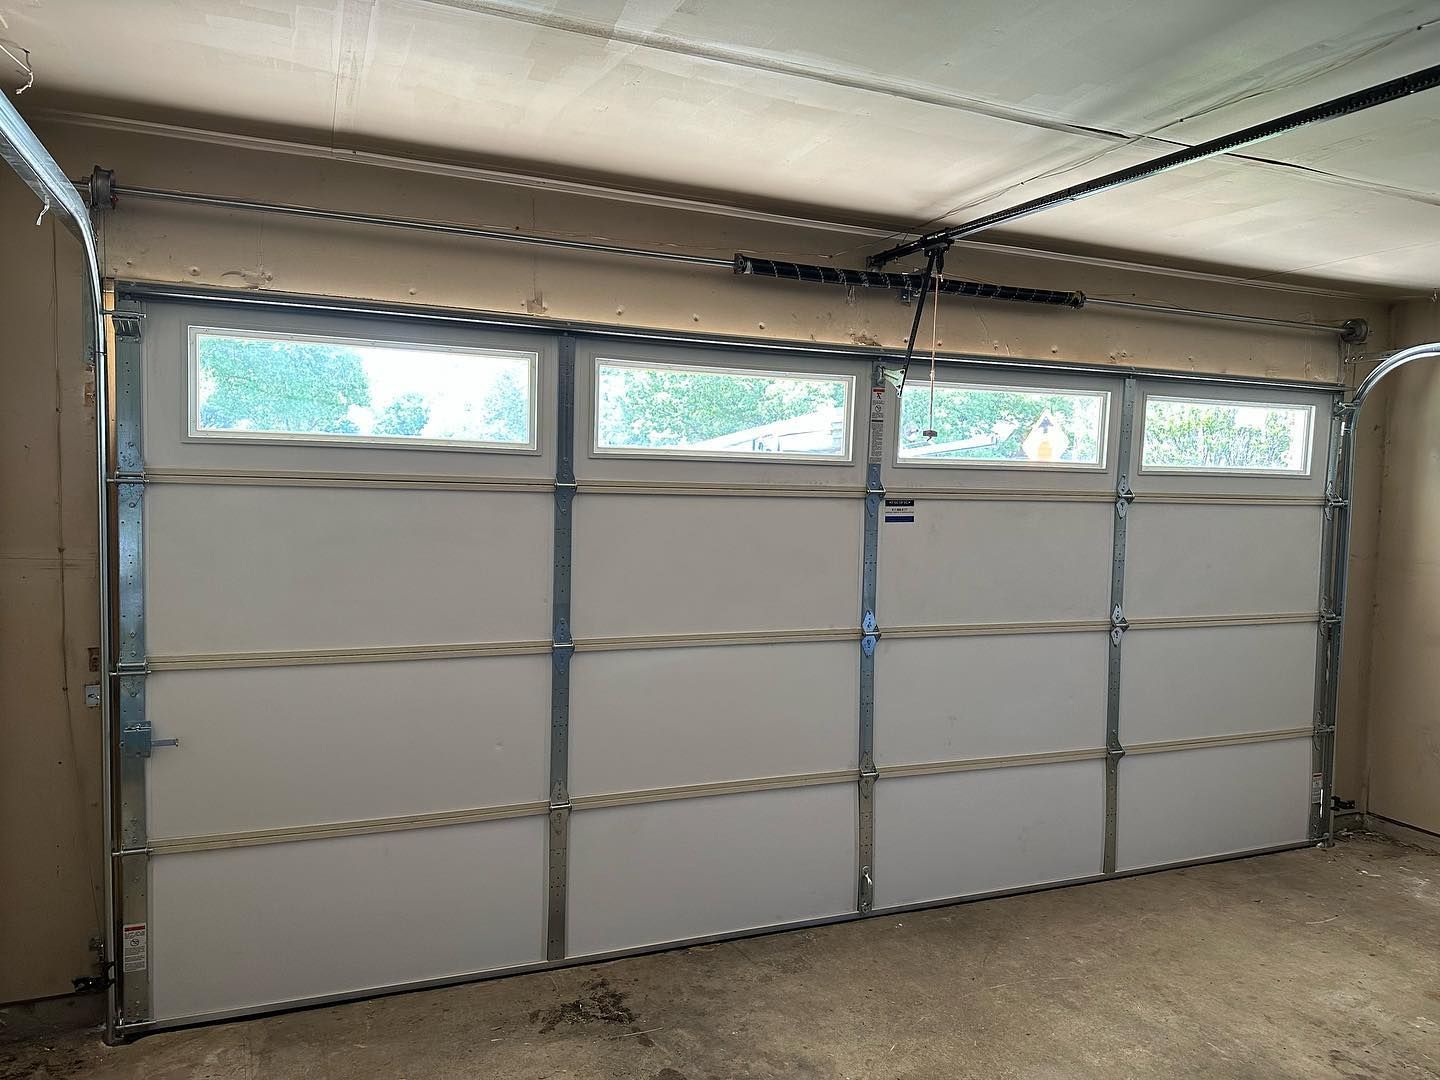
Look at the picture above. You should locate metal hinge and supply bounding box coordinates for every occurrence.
[857,866,875,913]
[1110,605,1129,645]
[107,473,148,487]
[1115,479,1135,518]
[1333,399,1357,418]
[1320,610,1342,634]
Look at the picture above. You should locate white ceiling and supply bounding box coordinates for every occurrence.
[3,0,1438,291]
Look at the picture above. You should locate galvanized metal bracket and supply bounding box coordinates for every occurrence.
[1115,480,1134,518]
[111,297,151,1027]
[857,862,875,914]
[545,336,578,962]
[119,722,178,758]
[856,364,887,914]
[108,309,144,342]
[1103,378,1138,876]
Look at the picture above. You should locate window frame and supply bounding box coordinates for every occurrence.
[1137,392,1316,478]
[186,325,542,454]
[890,378,1112,472]
[589,355,856,464]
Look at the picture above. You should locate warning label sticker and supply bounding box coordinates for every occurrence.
[122,923,148,973]
[884,498,917,524]
[867,421,885,463]
[1311,772,1324,805]
[870,386,886,422]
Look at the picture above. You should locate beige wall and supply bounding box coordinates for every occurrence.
[0,113,1395,1002]
[0,165,104,1002]
[1363,299,1440,835]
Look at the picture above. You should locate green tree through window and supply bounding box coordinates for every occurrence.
[194,333,534,446]
[1142,400,1303,471]
[899,385,1103,463]
[597,364,847,450]
[198,336,370,435]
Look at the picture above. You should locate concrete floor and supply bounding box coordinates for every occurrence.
[3,832,1438,1080]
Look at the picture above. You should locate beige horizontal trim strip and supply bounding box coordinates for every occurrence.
[146,614,1317,670]
[574,627,859,652]
[150,771,861,853]
[146,466,553,493]
[880,747,1106,778]
[1126,612,1319,630]
[577,479,863,497]
[149,800,550,855]
[1135,492,1325,506]
[885,620,1109,639]
[1125,727,1313,755]
[148,640,553,671]
[573,769,857,811]
[884,488,1112,502]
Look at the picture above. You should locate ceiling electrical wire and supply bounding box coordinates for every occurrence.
[0,39,33,95]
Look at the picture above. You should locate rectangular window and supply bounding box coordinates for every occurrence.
[896,382,1109,467]
[1140,396,1313,475]
[189,328,538,450]
[593,358,853,461]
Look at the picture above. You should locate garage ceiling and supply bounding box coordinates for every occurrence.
[3,0,1438,292]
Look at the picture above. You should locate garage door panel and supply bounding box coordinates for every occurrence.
[571,496,858,637]
[874,761,1103,909]
[1116,739,1312,871]
[569,643,855,795]
[1121,624,1318,745]
[879,501,1111,625]
[146,485,552,653]
[567,786,855,956]
[1125,504,1321,618]
[875,634,1106,764]
[146,657,548,838]
[150,817,546,1021]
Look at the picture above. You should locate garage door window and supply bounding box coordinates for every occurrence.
[897,382,1108,468]
[189,327,538,450]
[594,358,853,461]
[1140,396,1313,475]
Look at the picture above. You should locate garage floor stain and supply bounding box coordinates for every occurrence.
[2,833,1438,1079]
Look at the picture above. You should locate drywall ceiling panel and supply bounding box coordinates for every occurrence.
[3,0,1438,289]
[978,152,1440,288]
[342,0,1111,223]
[0,0,347,132]
[427,0,1434,135]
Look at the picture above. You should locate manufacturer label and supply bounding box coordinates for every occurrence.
[122,923,148,973]
[867,421,885,463]
[1311,772,1324,805]
[884,498,917,524]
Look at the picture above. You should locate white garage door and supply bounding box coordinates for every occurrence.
[109,293,1337,1031]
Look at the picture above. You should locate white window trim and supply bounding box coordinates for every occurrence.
[1138,393,1315,478]
[590,356,856,464]
[892,380,1111,472]
[186,325,541,453]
